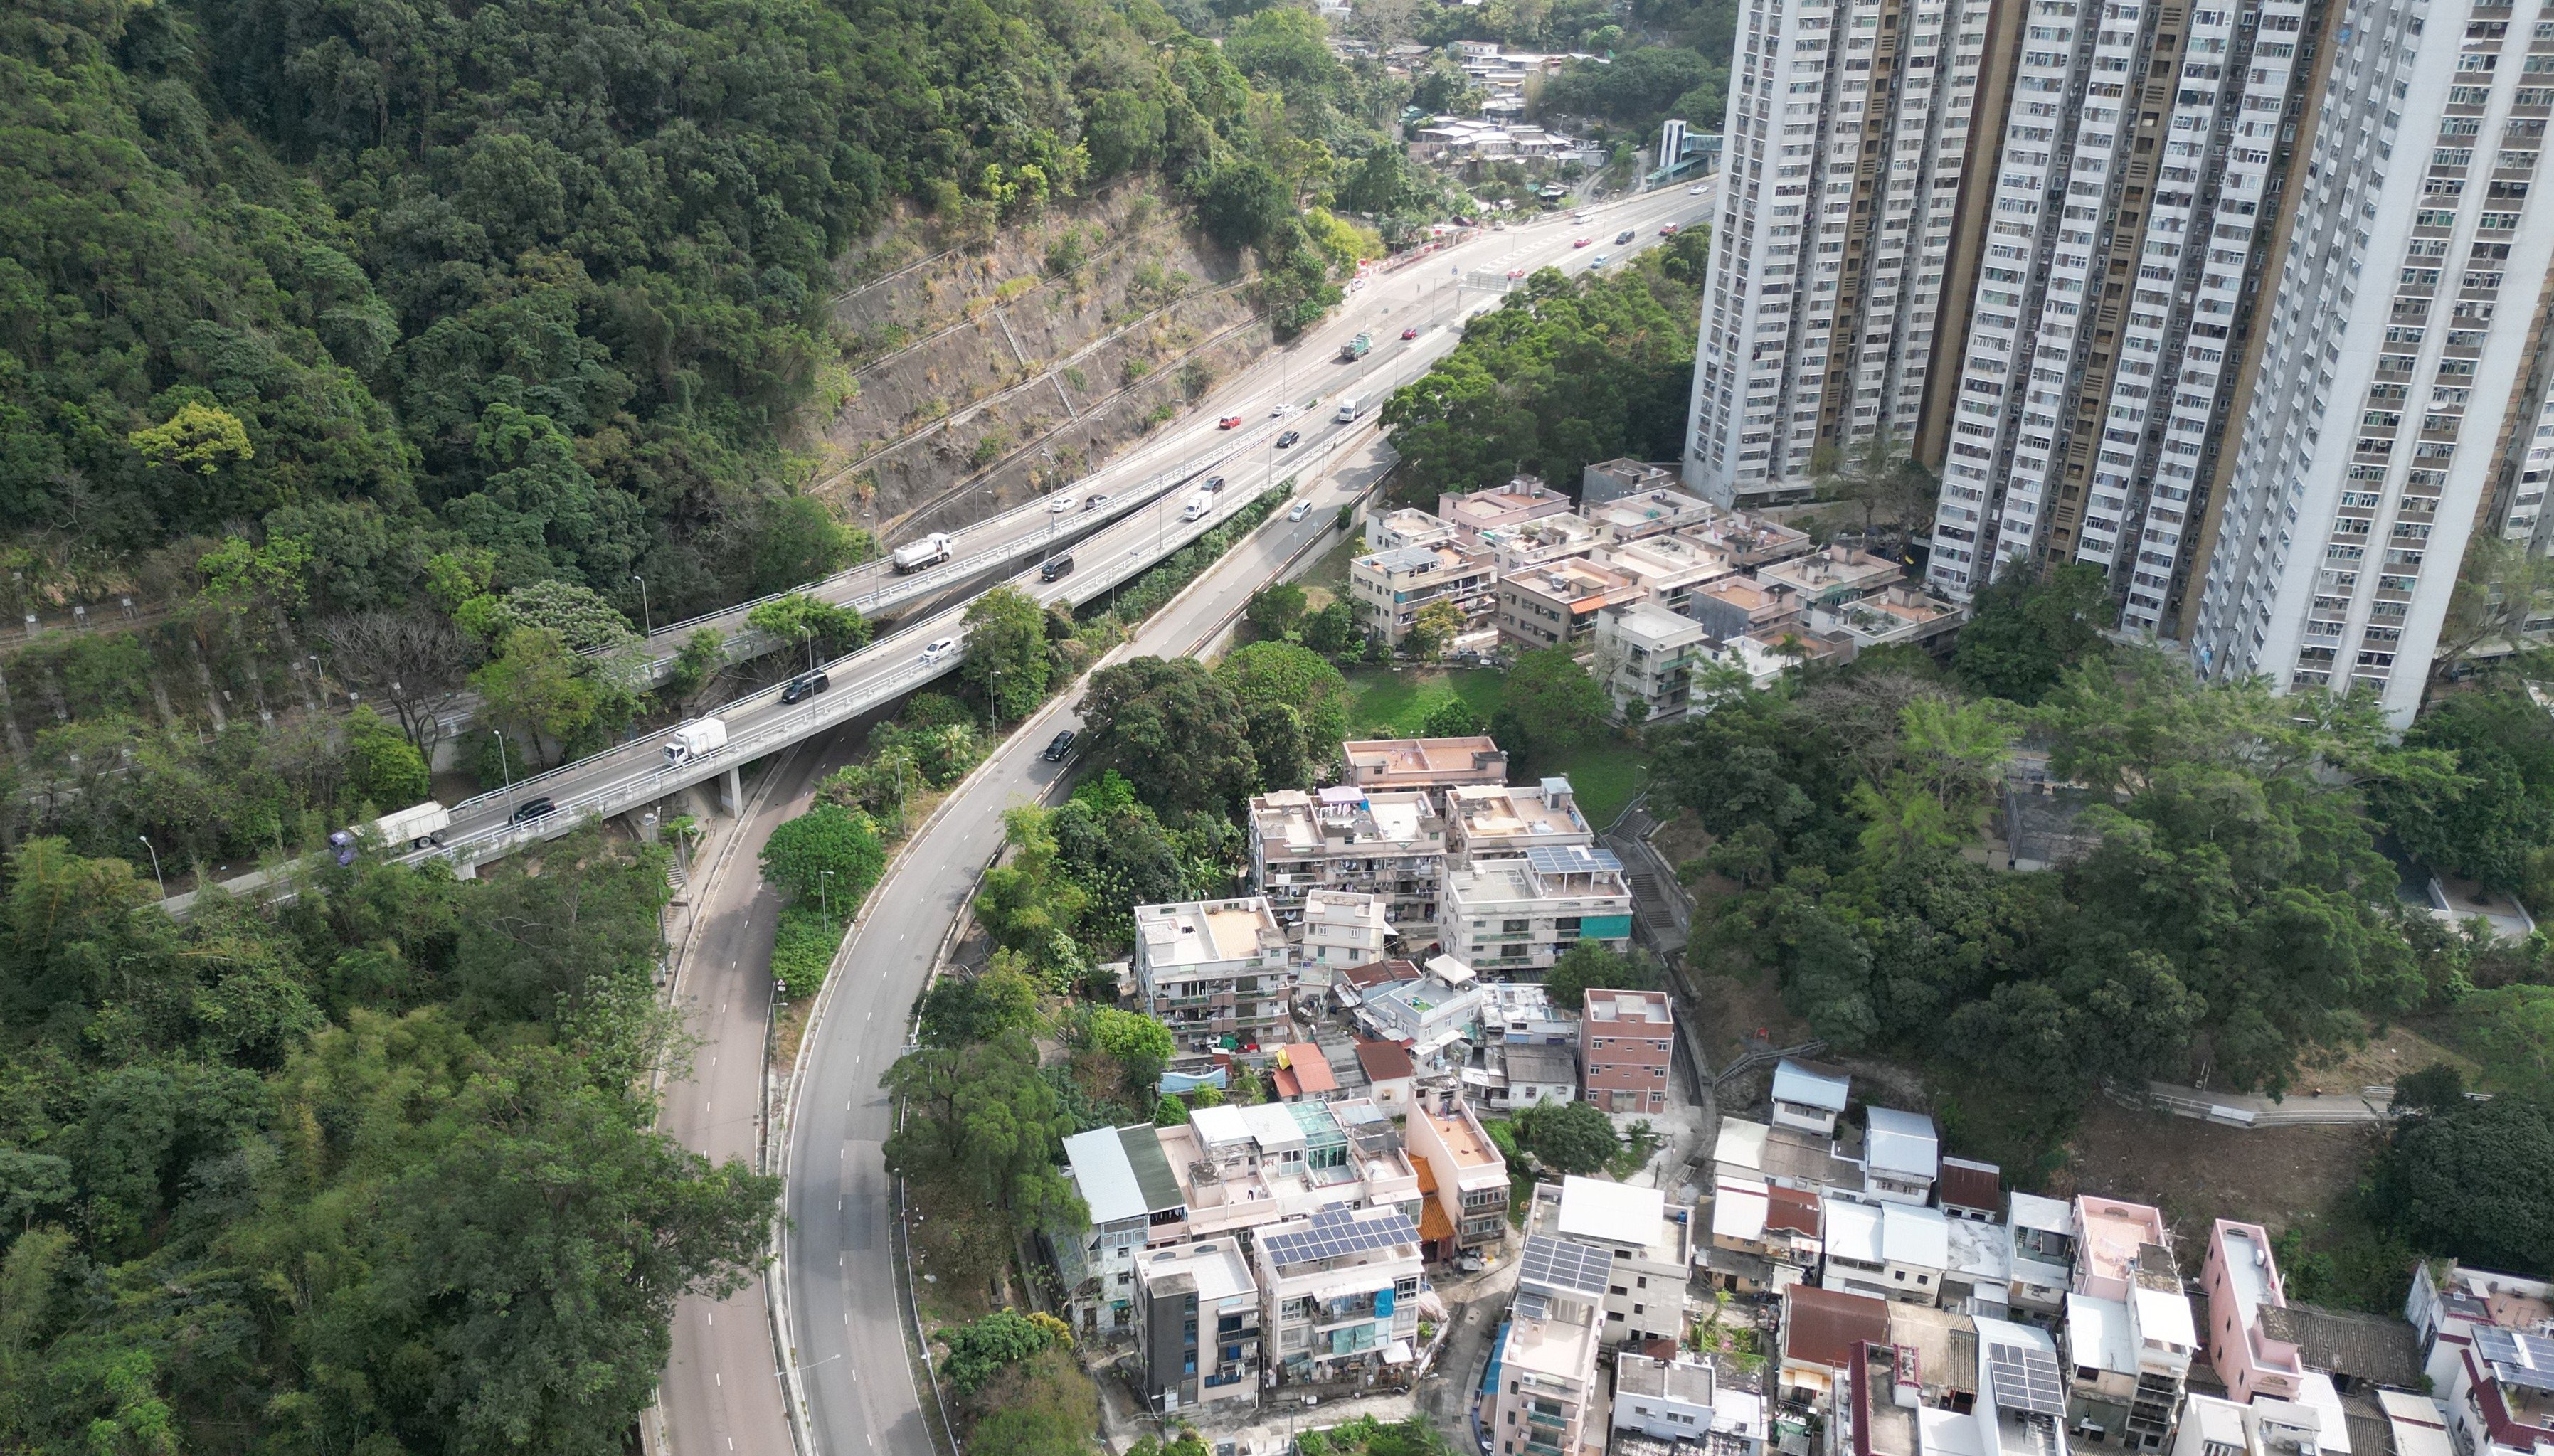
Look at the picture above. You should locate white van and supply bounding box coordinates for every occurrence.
[1182,492,1212,521]
[1335,395,1362,423]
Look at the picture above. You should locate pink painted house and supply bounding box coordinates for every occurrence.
[2202,1218,2306,1403]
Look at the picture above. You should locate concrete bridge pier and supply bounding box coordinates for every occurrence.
[720,765,743,815]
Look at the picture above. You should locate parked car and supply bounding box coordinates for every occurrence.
[1288,500,1311,521]
[1401,326,1419,340]
[920,637,955,666]
[1039,554,1075,581]
[1042,730,1078,762]
[509,797,556,825]
[1219,415,1243,429]
[1046,494,1074,512]
[1616,229,1636,244]
[1276,429,1301,448]
[1572,236,1593,248]
[780,671,830,703]
[1083,492,1109,509]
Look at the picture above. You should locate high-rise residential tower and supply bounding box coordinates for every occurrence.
[2194,0,2554,723]
[1922,0,2323,629]
[1682,0,1994,507]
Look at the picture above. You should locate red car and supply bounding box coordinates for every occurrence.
[1217,415,1242,429]
[1506,267,1527,280]
[1572,236,1593,248]
[1401,326,1419,340]
[1660,223,1680,236]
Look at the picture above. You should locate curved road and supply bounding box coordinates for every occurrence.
[674,180,1718,1456]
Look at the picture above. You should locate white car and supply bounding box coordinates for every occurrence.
[1046,495,1074,512]
[1270,402,1291,418]
[1689,184,1705,194]
[1591,253,1609,267]
[920,637,955,666]
[1288,501,1311,522]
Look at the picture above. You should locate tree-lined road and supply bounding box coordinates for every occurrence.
[761,181,1716,1456]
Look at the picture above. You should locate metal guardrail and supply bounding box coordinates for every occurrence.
[415,445,1337,866]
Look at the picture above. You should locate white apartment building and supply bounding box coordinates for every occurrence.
[1355,955,1485,1061]
[1593,599,1717,723]
[1442,777,1596,864]
[1615,1354,1771,1455]
[1298,888,1390,984]
[1256,1204,1425,1387]
[1133,896,1296,1054]
[1405,1096,1512,1255]
[1492,1233,1609,1456]
[1531,1176,1695,1349]
[1441,844,1636,974]
[1247,787,1448,932]
[2195,0,2554,723]
[1684,0,1989,506]
[1926,0,2315,625]
[1160,1098,1421,1240]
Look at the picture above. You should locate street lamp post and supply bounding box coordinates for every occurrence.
[801,626,817,675]
[493,728,514,812]
[137,835,164,898]
[631,575,652,636]
[818,868,834,925]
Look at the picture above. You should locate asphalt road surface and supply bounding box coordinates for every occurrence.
[672,178,1718,1456]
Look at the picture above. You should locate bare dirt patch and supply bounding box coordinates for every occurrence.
[2050,1098,2381,1253]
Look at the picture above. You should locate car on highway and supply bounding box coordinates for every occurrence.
[1083,492,1108,509]
[1689,184,1706,194]
[1218,415,1242,429]
[1288,500,1311,521]
[1572,236,1592,248]
[1271,402,1291,418]
[1591,253,1609,267]
[1039,553,1075,581]
[1507,267,1527,280]
[920,637,955,666]
[1660,223,1680,236]
[1202,475,1226,491]
[1616,229,1636,244]
[780,671,830,704]
[1046,494,1074,512]
[1042,730,1078,762]
[1401,326,1419,339]
[1570,210,1589,221]
[509,797,557,825]
[1276,429,1302,448]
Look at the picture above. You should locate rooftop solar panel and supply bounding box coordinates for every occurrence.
[1988,1344,2066,1418]
[1525,844,1624,877]
[1261,1205,1419,1268]
[2479,1327,2554,1390]
[1518,1232,1613,1297]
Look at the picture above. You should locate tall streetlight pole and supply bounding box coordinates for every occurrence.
[818,868,834,926]
[137,835,164,898]
[631,575,652,636]
[493,728,515,813]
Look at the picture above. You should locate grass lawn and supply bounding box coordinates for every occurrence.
[1341,664,1648,827]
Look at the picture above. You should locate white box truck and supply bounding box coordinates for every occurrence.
[1335,395,1362,423]
[891,533,953,573]
[1181,492,1213,521]
[369,800,450,850]
[664,718,728,765]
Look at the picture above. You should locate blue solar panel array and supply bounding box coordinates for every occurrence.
[1526,844,1623,877]
[1261,1206,1419,1267]
[2479,1327,2554,1391]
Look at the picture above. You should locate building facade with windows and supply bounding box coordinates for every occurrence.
[1132,897,1296,1054]
[1441,844,1637,974]
[1683,0,1992,506]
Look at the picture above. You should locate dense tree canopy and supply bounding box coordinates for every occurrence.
[1380,240,1709,499]
[0,831,776,1453]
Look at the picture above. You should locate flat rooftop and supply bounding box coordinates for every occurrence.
[1341,736,1507,785]
[1136,897,1281,967]
[1585,987,1673,1025]
[1424,1108,1500,1167]
[1138,1238,1256,1302]
[1445,780,1589,846]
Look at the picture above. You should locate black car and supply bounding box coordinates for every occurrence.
[1039,553,1075,581]
[1042,729,1078,762]
[509,796,556,825]
[1202,475,1226,491]
[1276,430,1301,448]
[781,671,830,703]
[1615,228,1636,244]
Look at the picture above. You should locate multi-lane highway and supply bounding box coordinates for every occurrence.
[759,181,1715,1456]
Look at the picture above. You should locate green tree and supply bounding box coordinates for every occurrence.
[1302,598,1361,655]
[344,706,431,810]
[2373,683,2554,891]
[471,628,605,763]
[759,804,887,912]
[881,1031,1081,1223]
[1092,1007,1177,1095]
[746,593,870,668]
[665,628,729,701]
[1542,940,1655,1011]
[1216,642,1351,760]
[2373,1090,2554,1275]
[1502,647,1611,755]
[939,1309,1066,1396]
[1421,696,1485,737]
[1520,1100,1621,1175]
[1246,582,1308,638]
[1197,159,1292,251]
[963,586,1054,723]
[920,963,1046,1049]
[1406,599,1466,659]
[129,400,255,475]
[1951,564,2114,705]
[1155,1092,1192,1125]
[1077,658,1259,814]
